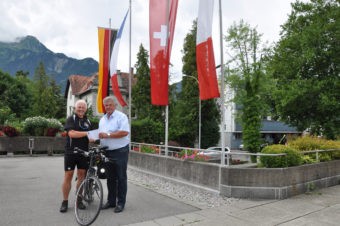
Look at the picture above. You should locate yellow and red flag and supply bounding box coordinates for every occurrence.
[97,28,117,113]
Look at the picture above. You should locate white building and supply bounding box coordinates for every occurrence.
[64,71,135,118]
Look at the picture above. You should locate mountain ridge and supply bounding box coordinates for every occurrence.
[0,35,99,92]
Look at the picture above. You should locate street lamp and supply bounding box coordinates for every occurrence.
[183,75,201,149]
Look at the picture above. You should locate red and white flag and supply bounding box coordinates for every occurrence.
[110,9,129,107]
[196,0,220,100]
[149,0,178,105]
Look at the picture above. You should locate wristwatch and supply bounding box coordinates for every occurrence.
[107,133,110,138]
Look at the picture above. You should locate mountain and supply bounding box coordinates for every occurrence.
[0,36,98,92]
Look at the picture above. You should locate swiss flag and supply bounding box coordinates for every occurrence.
[149,0,178,105]
[196,0,220,100]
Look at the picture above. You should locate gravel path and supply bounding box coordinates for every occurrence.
[127,167,239,209]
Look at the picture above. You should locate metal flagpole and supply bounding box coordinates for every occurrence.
[219,0,226,166]
[129,0,132,150]
[164,0,170,157]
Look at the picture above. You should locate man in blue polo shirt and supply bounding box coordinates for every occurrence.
[99,96,130,213]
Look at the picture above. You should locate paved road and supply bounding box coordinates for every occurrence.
[0,156,198,226]
[2,156,340,226]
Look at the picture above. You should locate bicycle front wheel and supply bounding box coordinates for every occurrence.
[75,176,103,226]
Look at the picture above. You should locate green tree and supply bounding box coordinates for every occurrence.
[0,69,32,122]
[225,20,271,157]
[131,44,165,144]
[171,20,220,148]
[31,61,57,117]
[270,0,340,139]
[132,44,163,121]
[50,73,66,118]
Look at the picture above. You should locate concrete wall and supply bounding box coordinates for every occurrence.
[0,137,66,155]
[129,151,340,200]
[129,151,220,190]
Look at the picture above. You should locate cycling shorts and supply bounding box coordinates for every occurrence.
[64,153,88,171]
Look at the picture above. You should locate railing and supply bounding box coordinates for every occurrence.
[130,142,340,166]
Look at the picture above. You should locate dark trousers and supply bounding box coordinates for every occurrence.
[104,145,129,207]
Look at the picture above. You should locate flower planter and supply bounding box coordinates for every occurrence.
[129,151,340,200]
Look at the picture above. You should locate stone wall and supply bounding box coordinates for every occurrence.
[129,151,340,199]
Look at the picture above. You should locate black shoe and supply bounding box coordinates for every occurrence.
[102,202,116,210]
[77,200,86,210]
[60,200,68,213]
[114,205,124,213]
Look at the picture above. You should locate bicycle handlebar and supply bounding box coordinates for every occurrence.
[73,146,109,154]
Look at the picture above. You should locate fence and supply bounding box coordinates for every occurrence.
[130,142,340,166]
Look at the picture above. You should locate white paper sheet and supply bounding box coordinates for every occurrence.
[87,129,99,140]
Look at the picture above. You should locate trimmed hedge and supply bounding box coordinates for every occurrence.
[131,117,164,144]
[260,145,303,168]
[288,135,340,161]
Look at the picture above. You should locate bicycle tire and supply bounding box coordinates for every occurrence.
[75,176,103,226]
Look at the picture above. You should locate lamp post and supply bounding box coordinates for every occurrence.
[183,75,201,149]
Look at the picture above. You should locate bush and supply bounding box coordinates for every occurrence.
[22,116,63,136]
[260,145,303,168]
[131,117,164,144]
[288,135,340,161]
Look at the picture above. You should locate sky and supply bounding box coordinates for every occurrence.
[0,0,300,84]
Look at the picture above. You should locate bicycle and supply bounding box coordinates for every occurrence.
[73,145,108,226]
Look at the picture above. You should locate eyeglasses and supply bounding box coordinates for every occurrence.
[79,119,89,130]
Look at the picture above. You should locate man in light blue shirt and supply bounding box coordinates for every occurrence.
[98,96,130,213]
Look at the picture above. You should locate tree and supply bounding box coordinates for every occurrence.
[132,44,164,121]
[225,20,271,157]
[270,0,340,139]
[131,44,165,144]
[31,61,57,118]
[171,20,220,148]
[50,73,66,119]
[0,69,32,121]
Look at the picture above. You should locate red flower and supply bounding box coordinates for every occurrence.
[0,132,3,136]
[61,132,67,137]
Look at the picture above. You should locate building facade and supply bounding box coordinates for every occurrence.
[64,71,135,118]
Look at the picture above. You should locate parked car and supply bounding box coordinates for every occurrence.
[198,146,231,161]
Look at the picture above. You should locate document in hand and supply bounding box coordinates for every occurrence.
[87,129,99,140]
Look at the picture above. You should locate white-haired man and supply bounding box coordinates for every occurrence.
[60,100,93,213]
[99,96,130,213]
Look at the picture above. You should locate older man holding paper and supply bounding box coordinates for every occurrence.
[98,96,130,213]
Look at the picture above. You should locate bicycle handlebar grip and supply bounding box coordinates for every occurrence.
[73,147,85,154]
[100,146,108,151]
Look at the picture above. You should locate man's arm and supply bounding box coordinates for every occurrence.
[99,131,128,139]
[68,130,88,138]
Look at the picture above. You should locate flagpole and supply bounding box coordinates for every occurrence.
[164,0,170,157]
[128,0,132,150]
[219,0,226,166]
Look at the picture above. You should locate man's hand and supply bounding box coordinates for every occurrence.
[99,132,109,139]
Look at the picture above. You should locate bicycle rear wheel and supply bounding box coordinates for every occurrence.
[75,176,103,226]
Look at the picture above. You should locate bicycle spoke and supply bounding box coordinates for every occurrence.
[75,177,103,226]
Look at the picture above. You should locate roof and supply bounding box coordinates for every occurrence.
[69,74,97,95]
[64,71,136,98]
[235,120,300,133]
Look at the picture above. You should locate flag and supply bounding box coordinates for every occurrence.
[196,0,220,100]
[97,28,117,113]
[110,9,129,107]
[149,0,178,105]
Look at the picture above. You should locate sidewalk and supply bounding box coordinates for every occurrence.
[127,182,340,226]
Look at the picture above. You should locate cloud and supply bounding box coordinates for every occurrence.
[0,0,297,83]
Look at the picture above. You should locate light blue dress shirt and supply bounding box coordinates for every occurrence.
[99,110,130,150]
